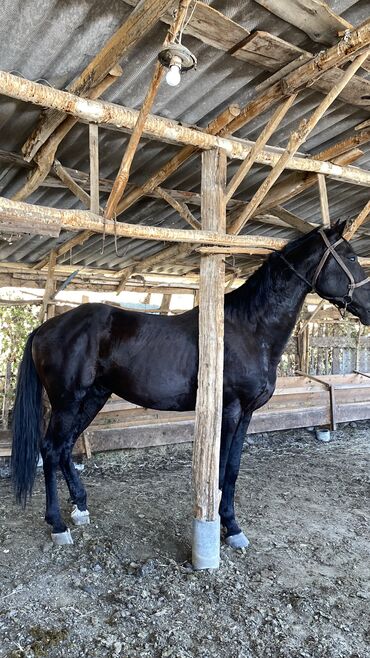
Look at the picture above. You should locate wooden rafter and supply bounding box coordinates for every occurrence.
[225,94,298,203]
[345,201,370,241]
[105,0,193,220]
[228,51,369,235]
[12,66,123,202]
[156,187,201,230]
[22,0,175,162]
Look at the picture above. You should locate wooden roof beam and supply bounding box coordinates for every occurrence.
[0,195,291,250]
[4,72,369,186]
[228,51,369,234]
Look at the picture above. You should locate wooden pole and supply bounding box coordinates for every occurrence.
[229,50,370,234]
[89,124,100,214]
[2,361,12,430]
[317,174,330,226]
[192,148,226,570]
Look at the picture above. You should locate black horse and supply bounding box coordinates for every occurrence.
[11,222,370,547]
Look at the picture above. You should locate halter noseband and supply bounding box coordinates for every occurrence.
[278,229,370,316]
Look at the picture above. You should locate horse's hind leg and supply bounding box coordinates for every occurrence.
[41,405,81,544]
[59,385,110,527]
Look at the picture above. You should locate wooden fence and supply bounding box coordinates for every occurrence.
[2,372,370,458]
[277,320,370,377]
[2,318,370,444]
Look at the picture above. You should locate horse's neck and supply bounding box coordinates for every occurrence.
[228,253,314,361]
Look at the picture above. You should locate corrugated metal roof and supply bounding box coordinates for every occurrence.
[0,0,369,278]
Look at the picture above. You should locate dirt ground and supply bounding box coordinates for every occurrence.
[0,423,369,658]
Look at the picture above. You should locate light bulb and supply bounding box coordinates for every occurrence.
[165,64,181,87]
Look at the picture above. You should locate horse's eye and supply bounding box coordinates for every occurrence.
[349,255,357,262]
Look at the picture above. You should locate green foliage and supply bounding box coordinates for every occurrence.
[0,304,39,398]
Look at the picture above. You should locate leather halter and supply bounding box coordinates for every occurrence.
[278,229,370,314]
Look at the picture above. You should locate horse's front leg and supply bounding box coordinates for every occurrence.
[219,406,251,549]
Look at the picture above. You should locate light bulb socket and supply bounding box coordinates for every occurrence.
[158,43,197,73]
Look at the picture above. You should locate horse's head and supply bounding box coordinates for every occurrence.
[312,221,370,326]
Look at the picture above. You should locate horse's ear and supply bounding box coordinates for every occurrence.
[332,219,348,237]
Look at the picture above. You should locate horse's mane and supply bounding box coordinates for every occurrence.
[225,228,319,317]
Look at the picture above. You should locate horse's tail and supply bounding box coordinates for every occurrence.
[11,329,43,506]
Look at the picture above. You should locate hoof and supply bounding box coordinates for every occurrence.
[51,528,73,545]
[225,532,250,549]
[71,505,90,526]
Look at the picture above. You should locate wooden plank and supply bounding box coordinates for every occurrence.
[254,1,351,45]
[233,30,304,70]
[253,0,370,73]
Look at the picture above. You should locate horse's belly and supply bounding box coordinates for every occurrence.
[108,362,197,412]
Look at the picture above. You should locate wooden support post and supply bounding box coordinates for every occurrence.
[192,148,226,570]
[229,50,370,234]
[89,124,100,214]
[159,294,172,315]
[38,250,57,322]
[317,174,330,226]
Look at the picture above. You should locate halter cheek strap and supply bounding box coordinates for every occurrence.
[277,229,370,316]
[313,229,370,303]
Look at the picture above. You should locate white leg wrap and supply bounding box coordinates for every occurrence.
[225,532,250,549]
[51,528,73,545]
[71,505,90,526]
